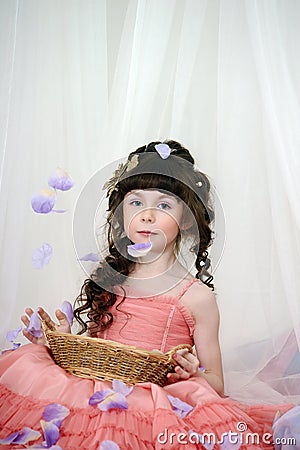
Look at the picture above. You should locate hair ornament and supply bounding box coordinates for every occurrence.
[102,154,139,196]
[154,143,171,160]
[196,181,202,188]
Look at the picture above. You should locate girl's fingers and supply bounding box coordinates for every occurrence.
[174,352,198,368]
[21,315,30,327]
[175,349,197,363]
[22,329,36,344]
[175,365,191,379]
[55,309,71,333]
[166,372,181,384]
[37,308,57,328]
[24,307,34,317]
[55,309,68,323]
[173,351,199,377]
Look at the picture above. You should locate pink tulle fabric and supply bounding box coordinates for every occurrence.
[0,279,294,449]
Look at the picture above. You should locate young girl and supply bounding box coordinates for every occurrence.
[0,140,297,449]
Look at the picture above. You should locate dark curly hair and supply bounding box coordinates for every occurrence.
[74,140,215,336]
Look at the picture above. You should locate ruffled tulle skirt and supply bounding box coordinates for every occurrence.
[0,344,295,449]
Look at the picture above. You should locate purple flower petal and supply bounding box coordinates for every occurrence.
[79,252,99,262]
[167,395,193,418]
[89,389,113,406]
[40,420,60,447]
[100,440,120,450]
[51,209,67,214]
[97,392,128,411]
[60,301,74,326]
[0,427,41,445]
[12,342,21,350]
[154,143,171,159]
[31,189,56,214]
[6,325,23,342]
[48,168,74,191]
[31,242,53,269]
[0,342,21,354]
[219,433,241,449]
[112,379,133,397]
[29,446,62,449]
[32,243,53,269]
[188,431,214,450]
[0,431,19,444]
[25,309,43,338]
[43,403,70,428]
[127,242,152,257]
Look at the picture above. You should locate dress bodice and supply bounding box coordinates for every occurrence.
[97,278,199,352]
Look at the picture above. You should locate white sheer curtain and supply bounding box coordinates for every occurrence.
[0,0,299,404]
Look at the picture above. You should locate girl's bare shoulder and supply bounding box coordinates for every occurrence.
[180,280,219,321]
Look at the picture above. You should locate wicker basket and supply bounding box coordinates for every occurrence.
[42,321,192,387]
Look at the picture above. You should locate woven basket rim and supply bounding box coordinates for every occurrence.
[41,320,192,362]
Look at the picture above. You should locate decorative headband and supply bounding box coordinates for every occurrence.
[102,143,202,196]
[102,143,172,196]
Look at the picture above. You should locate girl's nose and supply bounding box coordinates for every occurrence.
[140,208,155,223]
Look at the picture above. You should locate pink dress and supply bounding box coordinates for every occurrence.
[0,279,294,449]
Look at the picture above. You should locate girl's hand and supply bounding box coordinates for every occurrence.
[21,307,71,345]
[167,347,200,384]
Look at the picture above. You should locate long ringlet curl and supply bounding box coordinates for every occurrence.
[74,140,215,335]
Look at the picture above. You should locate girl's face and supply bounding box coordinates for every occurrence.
[123,189,184,251]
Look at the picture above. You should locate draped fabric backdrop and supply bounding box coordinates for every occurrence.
[0,0,299,404]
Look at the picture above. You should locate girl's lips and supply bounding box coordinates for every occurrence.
[137,231,156,236]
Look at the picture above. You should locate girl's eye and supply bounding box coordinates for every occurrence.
[130,200,142,206]
[158,202,171,210]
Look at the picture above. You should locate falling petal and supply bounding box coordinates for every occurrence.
[43,403,70,428]
[89,390,113,406]
[0,427,41,445]
[167,395,193,418]
[60,301,74,326]
[127,242,152,257]
[6,325,22,342]
[100,440,120,450]
[40,420,60,447]
[79,252,99,262]
[112,379,133,397]
[154,143,171,159]
[48,168,74,191]
[25,309,43,338]
[97,392,128,411]
[32,243,53,269]
[219,433,241,449]
[31,189,56,214]
[29,446,62,449]
[188,431,214,450]
[0,342,21,354]
[51,209,67,214]
[12,342,21,350]
[0,431,19,444]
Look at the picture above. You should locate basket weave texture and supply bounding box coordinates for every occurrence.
[42,321,192,387]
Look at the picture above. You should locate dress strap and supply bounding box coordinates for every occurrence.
[176,278,199,300]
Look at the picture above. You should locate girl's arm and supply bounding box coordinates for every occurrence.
[167,284,224,396]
